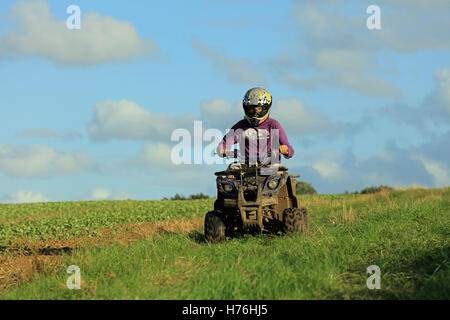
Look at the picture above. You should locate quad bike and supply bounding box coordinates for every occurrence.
[204,149,310,242]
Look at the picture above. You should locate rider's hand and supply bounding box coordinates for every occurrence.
[219,148,227,157]
[279,145,289,155]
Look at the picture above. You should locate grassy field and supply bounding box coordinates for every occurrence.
[0,187,448,299]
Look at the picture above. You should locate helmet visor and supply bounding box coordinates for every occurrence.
[244,105,264,117]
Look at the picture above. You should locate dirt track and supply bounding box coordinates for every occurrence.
[0,217,204,292]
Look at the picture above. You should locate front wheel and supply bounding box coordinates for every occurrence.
[204,211,226,242]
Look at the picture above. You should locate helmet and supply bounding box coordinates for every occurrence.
[242,87,272,127]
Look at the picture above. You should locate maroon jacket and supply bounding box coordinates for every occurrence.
[216,118,294,162]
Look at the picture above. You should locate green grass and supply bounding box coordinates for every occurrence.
[0,187,449,299]
[0,199,214,243]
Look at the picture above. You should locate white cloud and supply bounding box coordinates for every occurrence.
[271,98,332,135]
[109,191,138,201]
[16,128,82,140]
[0,0,158,66]
[86,188,137,201]
[379,0,449,9]
[381,68,450,130]
[88,100,198,142]
[312,161,345,180]
[1,190,51,204]
[90,188,111,200]
[308,1,450,11]
[428,69,450,118]
[0,144,94,178]
[136,143,175,169]
[127,142,221,191]
[282,4,403,98]
[310,151,349,181]
[200,99,243,129]
[374,8,450,53]
[413,155,450,187]
[315,49,402,98]
[272,1,450,97]
[134,142,220,171]
[192,39,266,85]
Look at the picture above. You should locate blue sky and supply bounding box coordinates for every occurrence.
[0,0,449,203]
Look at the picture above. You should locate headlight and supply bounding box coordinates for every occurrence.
[268,179,279,190]
[223,184,234,193]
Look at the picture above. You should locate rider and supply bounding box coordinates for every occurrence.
[216,87,294,164]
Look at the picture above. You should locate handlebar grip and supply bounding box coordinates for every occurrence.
[225,149,239,158]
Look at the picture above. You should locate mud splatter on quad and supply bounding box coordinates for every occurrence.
[204,150,310,242]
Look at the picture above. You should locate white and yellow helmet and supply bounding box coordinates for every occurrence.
[242,87,272,126]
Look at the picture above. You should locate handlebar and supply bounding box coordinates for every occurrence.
[224,149,239,159]
[220,149,280,166]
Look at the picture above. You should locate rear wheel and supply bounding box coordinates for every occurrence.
[296,207,310,233]
[204,211,226,242]
[282,207,310,234]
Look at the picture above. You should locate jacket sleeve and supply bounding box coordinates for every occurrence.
[272,120,294,159]
[216,121,241,155]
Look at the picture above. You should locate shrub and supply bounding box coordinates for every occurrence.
[171,193,187,200]
[296,181,317,195]
[360,185,393,194]
[162,193,210,201]
[188,193,210,200]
